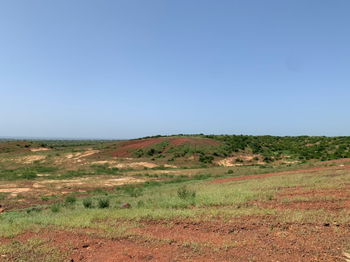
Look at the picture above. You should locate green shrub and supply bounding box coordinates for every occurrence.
[83,198,93,208]
[65,195,77,205]
[227,169,233,174]
[26,207,42,214]
[50,204,60,213]
[21,172,37,180]
[0,193,6,200]
[98,198,110,208]
[177,186,196,200]
[41,196,49,201]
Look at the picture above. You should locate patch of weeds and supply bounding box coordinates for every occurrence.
[227,169,234,174]
[41,196,49,201]
[98,198,110,209]
[83,198,93,208]
[0,238,63,262]
[91,188,109,195]
[0,193,7,200]
[91,164,119,175]
[50,204,60,213]
[144,181,162,187]
[26,207,43,214]
[137,200,145,208]
[65,195,77,205]
[21,172,37,180]
[41,195,58,202]
[116,185,143,197]
[177,186,196,200]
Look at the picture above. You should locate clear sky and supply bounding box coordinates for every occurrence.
[1,1,350,139]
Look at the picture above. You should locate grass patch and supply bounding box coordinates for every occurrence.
[0,238,64,262]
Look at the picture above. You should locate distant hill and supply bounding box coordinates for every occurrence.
[95,135,350,166]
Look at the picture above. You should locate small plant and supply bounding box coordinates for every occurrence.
[21,172,37,180]
[227,169,233,174]
[177,186,196,200]
[98,198,110,208]
[65,195,77,205]
[137,200,145,208]
[50,204,60,213]
[83,198,93,208]
[0,193,6,200]
[123,186,143,197]
[41,196,49,201]
[26,207,42,214]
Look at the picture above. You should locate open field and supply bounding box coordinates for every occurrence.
[1,136,350,261]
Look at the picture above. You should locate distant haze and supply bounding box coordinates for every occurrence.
[1,1,350,139]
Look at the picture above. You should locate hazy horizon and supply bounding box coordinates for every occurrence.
[1,1,350,138]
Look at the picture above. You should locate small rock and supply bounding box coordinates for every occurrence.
[323,223,330,227]
[120,202,131,209]
[0,208,4,213]
[82,244,89,248]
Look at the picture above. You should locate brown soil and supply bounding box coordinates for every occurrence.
[211,164,350,184]
[256,199,350,211]
[2,216,349,261]
[112,138,167,157]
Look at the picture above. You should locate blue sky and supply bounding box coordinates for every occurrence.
[1,1,350,139]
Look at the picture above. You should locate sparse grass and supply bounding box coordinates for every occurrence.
[0,238,64,262]
[0,193,7,200]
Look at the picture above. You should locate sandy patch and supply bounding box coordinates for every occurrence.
[65,150,100,160]
[30,148,50,152]
[32,176,144,189]
[92,160,159,169]
[216,155,262,167]
[16,155,46,164]
[0,187,32,197]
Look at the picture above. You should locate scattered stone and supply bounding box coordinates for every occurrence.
[120,202,131,209]
[323,223,330,227]
[82,244,89,248]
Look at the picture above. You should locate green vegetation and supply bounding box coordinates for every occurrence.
[83,198,93,208]
[177,185,196,200]
[135,134,350,163]
[65,195,77,205]
[0,238,63,262]
[98,198,110,209]
[1,166,349,238]
[206,134,350,161]
[0,166,58,181]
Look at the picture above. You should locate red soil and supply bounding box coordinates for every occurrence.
[211,164,350,184]
[3,216,349,261]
